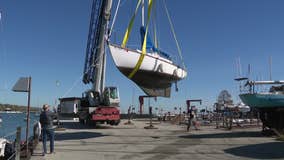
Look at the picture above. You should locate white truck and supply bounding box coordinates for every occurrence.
[58,97,81,119]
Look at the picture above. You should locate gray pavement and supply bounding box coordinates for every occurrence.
[31,120,284,160]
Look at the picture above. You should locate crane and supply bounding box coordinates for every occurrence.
[186,99,202,113]
[77,0,120,126]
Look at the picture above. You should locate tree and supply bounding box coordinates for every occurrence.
[217,90,233,105]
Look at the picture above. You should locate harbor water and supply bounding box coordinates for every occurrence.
[0,112,39,141]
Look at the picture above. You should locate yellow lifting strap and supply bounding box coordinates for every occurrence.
[121,0,142,48]
[128,0,153,78]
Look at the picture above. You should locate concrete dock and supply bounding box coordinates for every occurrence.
[31,120,284,160]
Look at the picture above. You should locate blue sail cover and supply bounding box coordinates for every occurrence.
[140,26,171,60]
[140,26,154,50]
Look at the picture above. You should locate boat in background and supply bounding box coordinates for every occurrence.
[239,80,284,108]
[34,112,40,117]
[237,79,284,133]
[0,108,23,114]
[235,102,250,113]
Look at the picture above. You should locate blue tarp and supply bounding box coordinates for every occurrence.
[140,26,171,60]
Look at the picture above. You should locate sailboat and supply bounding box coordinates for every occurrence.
[235,77,284,132]
[239,80,284,108]
[108,0,187,97]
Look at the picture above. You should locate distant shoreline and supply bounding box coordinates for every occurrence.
[0,103,41,112]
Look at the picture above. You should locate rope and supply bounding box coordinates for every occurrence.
[162,0,185,69]
[60,48,106,101]
[121,0,142,48]
[61,75,83,99]
[128,0,153,78]
[151,0,158,48]
[108,0,121,39]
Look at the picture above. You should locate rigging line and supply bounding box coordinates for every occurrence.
[152,0,158,48]
[86,46,105,73]
[61,75,82,98]
[62,49,106,100]
[155,2,162,49]
[162,0,185,69]
[121,0,142,48]
[108,0,121,39]
[119,0,128,7]
[128,0,153,79]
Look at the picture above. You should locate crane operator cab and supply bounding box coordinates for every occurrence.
[83,87,120,107]
[103,87,120,106]
[82,90,100,106]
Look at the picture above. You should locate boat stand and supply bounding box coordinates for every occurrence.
[144,105,157,129]
[124,105,134,125]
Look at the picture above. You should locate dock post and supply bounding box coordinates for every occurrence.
[15,127,21,160]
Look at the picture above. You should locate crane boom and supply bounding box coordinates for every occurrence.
[83,0,112,93]
[61,0,120,126]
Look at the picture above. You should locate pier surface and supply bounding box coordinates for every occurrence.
[31,120,284,160]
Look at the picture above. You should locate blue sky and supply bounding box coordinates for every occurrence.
[1,0,284,113]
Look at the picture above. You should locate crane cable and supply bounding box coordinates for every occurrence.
[108,0,121,39]
[128,0,153,78]
[162,0,185,69]
[61,49,106,100]
[121,0,142,48]
[152,0,158,48]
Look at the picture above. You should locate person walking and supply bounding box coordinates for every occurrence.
[40,104,55,155]
[191,112,200,130]
[187,111,194,131]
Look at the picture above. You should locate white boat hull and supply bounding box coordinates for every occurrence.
[108,43,187,97]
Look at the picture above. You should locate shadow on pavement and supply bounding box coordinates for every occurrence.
[224,142,284,159]
[55,131,105,141]
[180,131,263,139]
[59,122,112,129]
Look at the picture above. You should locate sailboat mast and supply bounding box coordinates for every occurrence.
[142,0,144,27]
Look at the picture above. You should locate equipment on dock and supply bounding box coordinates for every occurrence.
[76,0,120,126]
[186,99,202,113]
[138,95,156,115]
[58,97,80,118]
[236,79,284,133]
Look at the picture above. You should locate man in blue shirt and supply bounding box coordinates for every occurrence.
[39,104,55,155]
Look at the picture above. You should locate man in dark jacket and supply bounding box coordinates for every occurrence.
[39,104,55,155]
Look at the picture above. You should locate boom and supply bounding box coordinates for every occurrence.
[83,0,112,93]
[77,0,120,126]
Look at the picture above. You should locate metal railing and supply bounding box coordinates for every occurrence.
[1,127,21,160]
[1,121,40,160]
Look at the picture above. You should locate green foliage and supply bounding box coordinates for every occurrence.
[0,103,40,112]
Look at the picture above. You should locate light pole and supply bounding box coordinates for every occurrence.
[55,80,60,127]
[12,76,32,157]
